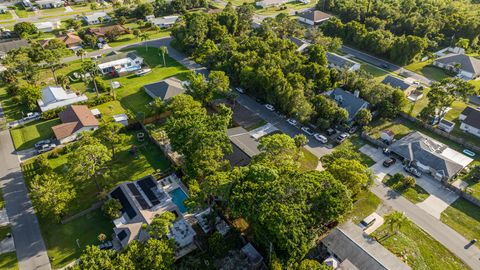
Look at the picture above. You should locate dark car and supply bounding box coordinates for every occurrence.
[383,158,396,167]
[404,166,422,177]
[326,128,336,136]
[98,241,113,250]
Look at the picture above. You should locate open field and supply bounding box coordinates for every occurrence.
[372,216,469,270]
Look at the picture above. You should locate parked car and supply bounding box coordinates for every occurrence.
[265,104,275,111]
[34,139,52,149]
[98,241,113,250]
[326,128,336,136]
[359,213,376,230]
[314,133,328,143]
[37,143,56,154]
[235,87,245,94]
[301,126,314,136]
[381,63,389,69]
[404,166,422,177]
[287,118,298,126]
[348,126,358,134]
[382,158,396,167]
[383,148,391,155]
[23,112,40,121]
[336,133,349,143]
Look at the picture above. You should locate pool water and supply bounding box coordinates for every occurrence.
[169,188,188,213]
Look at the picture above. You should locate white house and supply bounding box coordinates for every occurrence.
[52,105,99,144]
[35,0,64,9]
[146,15,179,28]
[438,119,455,133]
[433,53,480,80]
[326,52,361,72]
[297,10,332,26]
[256,0,292,8]
[97,52,144,75]
[459,106,480,138]
[34,21,61,33]
[37,86,88,112]
[82,12,110,25]
[113,114,129,126]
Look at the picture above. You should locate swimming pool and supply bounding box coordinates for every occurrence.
[169,188,188,213]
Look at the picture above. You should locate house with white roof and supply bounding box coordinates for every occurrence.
[37,86,88,112]
[97,52,143,75]
[35,0,63,9]
[256,0,293,8]
[34,21,61,33]
[146,15,179,28]
[83,12,110,25]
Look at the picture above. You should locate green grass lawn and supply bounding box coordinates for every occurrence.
[372,217,468,270]
[0,225,11,239]
[356,58,391,81]
[13,4,34,18]
[441,198,480,248]
[382,175,429,204]
[343,190,381,223]
[404,60,450,82]
[0,86,30,122]
[335,136,376,167]
[39,7,66,15]
[0,12,13,20]
[0,252,18,270]
[39,209,113,268]
[107,30,171,48]
[10,118,61,151]
[0,188,5,210]
[368,119,412,140]
[229,0,255,5]
[299,147,318,171]
[255,1,315,15]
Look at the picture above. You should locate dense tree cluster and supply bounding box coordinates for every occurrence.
[322,17,428,64]
[320,0,480,56]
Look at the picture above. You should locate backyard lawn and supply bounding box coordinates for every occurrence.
[404,60,450,82]
[39,209,113,268]
[368,119,412,140]
[10,118,61,151]
[372,216,468,270]
[299,147,318,171]
[343,190,381,224]
[0,252,18,270]
[382,175,429,204]
[441,198,480,248]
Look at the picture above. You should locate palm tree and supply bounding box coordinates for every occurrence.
[76,48,86,61]
[57,74,69,89]
[385,212,406,235]
[141,33,150,51]
[159,46,168,67]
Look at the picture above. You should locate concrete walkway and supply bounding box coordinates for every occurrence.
[0,236,15,255]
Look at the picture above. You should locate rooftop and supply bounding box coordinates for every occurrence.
[298,10,332,22]
[328,88,369,120]
[327,52,360,70]
[435,53,480,76]
[381,75,412,91]
[88,25,127,37]
[0,39,29,54]
[38,86,88,112]
[52,105,99,140]
[227,126,260,158]
[143,77,186,100]
[460,106,480,129]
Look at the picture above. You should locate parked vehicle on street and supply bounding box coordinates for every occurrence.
[235,87,245,94]
[265,104,275,111]
[326,128,336,136]
[383,158,396,167]
[404,166,422,177]
[34,139,52,149]
[23,112,40,121]
[336,133,349,143]
[348,126,358,134]
[37,143,56,154]
[287,118,298,126]
[314,133,328,143]
[301,126,314,136]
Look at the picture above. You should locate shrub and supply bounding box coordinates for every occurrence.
[41,106,65,120]
[48,149,60,159]
[402,175,416,188]
[208,232,227,257]
[95,77,110,93]
[102,198,122,220]
[83,94,115,107]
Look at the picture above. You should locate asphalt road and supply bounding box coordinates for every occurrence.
[341,45,435,86]
[0,130,51,270]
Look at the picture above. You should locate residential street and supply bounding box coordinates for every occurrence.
[341,45,435,86]
[0,130,51,270]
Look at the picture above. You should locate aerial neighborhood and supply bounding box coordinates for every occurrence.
[0,0,480,270]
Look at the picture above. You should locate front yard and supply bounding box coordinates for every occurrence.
[441,198,480,248]
[10,118,60,151]
[343,190,381,224]
[382,175,429,204]
[403,60,450,82]
[372,216,468,270]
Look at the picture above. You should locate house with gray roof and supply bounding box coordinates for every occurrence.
[326,52,361,72]
[225,127,260,166]
[381,75,414,93]
[297,10,332,26]
[288,37,310,52]
[389,131,473,181]
[328,88,369,122]
[143,77,185,100]
[433,53,480,80]
[459,106,480,138]
[0,39,29,59]
[322,222,411,270]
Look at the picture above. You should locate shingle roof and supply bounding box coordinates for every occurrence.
[389,131,467,179]
[0,39,29,54]
[97,52,138,64]
[89,25,127,37]
[329,88,369,120]
[435,53,480,76]
[227,127,260,158]
[58,33,82,46]
[461,106,480,129]
[327,52,359,70]
[52,105,99,140]
[298,10,332,22]
[143,77,185,100]
[381,75,411,91]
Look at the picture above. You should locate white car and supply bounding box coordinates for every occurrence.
[37,143,56,154]
[287,118,298,126]
[336,133,349,143]
[23,112,40,121]
[265,104,275,111]
[301,127,314,136]
[314,133,328,143]
[235,87,245,94]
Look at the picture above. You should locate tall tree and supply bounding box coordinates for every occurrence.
[95,121,127,158]
[82,60,101,97]
[159,46,168,67]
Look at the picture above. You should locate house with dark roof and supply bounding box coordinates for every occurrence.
[389,131,473,181]
[327,52,361,72]
[58,33,83,48]
[52,105,99,144]
[438,119,455,133]
[97,51,143,75]
[322,222,411,270]
[433,53,480,80]
[459,106,480,138]
[0,39,29,59]
[288,36,310,52]
[225,126,260,167]
[108,174,197,257]
[328,88,369,121]
[88,25,127,38]
[143,77,185,100]
[297,10,332,26]
[381,75,416,95]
